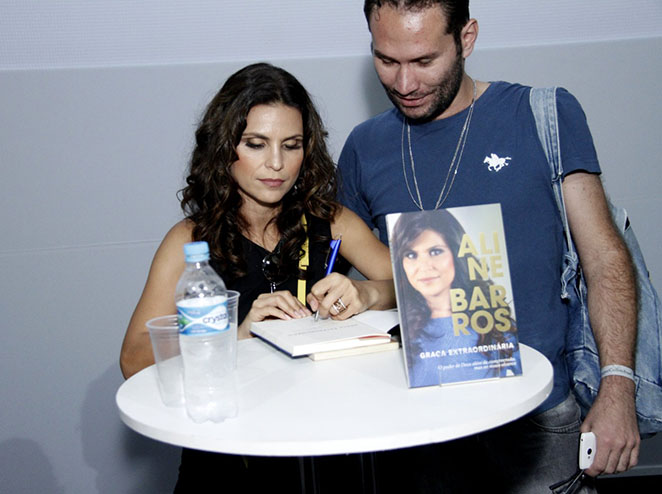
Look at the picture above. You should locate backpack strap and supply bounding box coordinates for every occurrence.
[529,87,579,299]
[530,88,662,436]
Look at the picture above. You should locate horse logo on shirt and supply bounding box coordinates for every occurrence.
[483,153,511,172]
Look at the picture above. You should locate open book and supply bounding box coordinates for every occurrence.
[251,310,399,358]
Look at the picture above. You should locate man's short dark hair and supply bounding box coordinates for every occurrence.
[363,1,470,44]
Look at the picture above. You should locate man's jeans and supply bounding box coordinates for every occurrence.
[375,393,597,493]
[471,392,597,493]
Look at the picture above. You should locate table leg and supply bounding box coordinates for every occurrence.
[359,452,377,494]
[298,456,320,493]
[296,453,378,493]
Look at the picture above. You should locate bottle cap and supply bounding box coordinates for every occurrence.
[183,241,210,263]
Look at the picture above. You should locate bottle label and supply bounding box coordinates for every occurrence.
[177,295,228,336]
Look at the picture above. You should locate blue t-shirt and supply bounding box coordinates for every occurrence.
[408,317,522,388]
[337,81,601,412]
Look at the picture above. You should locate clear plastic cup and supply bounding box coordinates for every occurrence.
[146,315,185,407]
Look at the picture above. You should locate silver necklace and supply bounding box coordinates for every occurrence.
[401,78,477,210]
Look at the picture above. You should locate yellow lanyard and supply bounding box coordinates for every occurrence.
[297,215,309,305]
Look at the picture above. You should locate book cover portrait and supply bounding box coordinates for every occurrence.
[387,204,522,387]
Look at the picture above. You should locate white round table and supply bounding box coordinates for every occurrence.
[117,338,553,456]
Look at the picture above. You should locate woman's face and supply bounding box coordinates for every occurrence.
[401,229,456,302]
[231,103,304,212]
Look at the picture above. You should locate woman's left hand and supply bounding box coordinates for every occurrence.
[307,273,373,320]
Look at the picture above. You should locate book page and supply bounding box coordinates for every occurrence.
[354,309,400,331]
[251,315,392,356]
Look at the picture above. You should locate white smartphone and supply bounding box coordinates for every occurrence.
[579,432,596,470]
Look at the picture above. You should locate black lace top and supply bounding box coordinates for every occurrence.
[210,215,332,324]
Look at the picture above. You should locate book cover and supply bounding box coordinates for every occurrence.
[386,204,522,387]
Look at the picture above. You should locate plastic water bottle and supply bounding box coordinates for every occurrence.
[175,241,237,423]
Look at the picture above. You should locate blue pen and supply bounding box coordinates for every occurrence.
[325,238,342,276]
[314,237,342,321]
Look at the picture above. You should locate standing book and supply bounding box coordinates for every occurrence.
[386,204,522,387]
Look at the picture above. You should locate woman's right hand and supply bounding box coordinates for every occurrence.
[238,290,311,339]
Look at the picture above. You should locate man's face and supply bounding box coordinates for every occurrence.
[369,5,464,123]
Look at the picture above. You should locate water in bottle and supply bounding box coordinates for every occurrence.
[176,241,237,423]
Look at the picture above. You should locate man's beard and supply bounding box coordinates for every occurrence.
[385,52,465,124]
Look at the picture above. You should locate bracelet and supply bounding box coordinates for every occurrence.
[600,364,635,383]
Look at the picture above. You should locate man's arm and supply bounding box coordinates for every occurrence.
[562,171,640,476]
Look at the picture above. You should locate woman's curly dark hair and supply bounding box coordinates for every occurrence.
[390,210,516,356]
[179,63,339,279]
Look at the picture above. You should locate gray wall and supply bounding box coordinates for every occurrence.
[1,38,661,491]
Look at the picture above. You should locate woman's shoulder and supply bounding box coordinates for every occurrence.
[329,205,363,233]
[154,220,194,264]
[166,219,194,240]
[135,220,193,312]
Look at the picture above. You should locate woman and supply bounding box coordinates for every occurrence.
[390,210,519,386]
[120,63,395,491]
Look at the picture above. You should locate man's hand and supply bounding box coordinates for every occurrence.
[580,376,640,476]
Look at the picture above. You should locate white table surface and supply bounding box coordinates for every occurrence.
[117,338,553,457]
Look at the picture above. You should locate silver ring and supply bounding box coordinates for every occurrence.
[332,298,347,314]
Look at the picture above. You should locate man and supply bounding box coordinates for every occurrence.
[337,1,640,491]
